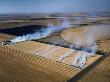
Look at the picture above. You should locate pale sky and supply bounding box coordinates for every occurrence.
[0,0,110,14]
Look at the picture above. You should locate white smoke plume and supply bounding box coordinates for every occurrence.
[11,20,71,43]
[72,44,97,69]
[59,24,110,69]
[76,25,110,68]
[72,29,98,69]
[59,26,98,69]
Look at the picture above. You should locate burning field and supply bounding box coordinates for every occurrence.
[0,12,110,82]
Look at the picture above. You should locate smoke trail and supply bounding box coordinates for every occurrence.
[10,20,71,43]
[72,29,98,69]
[72,44,97,69]
[59,27,98,69]
[75,25,110,68]
[59,49,74,61]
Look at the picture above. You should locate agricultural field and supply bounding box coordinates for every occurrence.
[0,12,110,82]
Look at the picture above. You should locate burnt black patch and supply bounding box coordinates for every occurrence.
[0,25,46,36]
